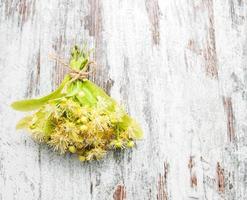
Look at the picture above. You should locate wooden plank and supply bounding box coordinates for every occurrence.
[0,0,246,199]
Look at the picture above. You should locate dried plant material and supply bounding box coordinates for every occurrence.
[11,45,143,162]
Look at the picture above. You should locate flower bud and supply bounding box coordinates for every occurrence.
[78,155,86,162]
[69,146,76,153]
[114,140,122,148]
[126,141,134,148]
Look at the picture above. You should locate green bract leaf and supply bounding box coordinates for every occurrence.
[11,76,70,111]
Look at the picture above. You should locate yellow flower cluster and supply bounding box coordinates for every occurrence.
[18,95,141,161]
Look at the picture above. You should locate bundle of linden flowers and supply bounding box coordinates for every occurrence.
[11,45,143,162]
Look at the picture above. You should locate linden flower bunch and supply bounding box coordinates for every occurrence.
[11,46,143,161]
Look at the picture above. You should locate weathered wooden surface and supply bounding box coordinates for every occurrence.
[0,0,247,199]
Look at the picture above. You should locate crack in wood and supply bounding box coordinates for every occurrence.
[90,181,93,195]
[216,162,225,193]
[18,0,30,27]
[157,162,168,200]
[188,156,197,188]
[187,36,218,79]
[203,0,218,79]
[222,97,235,142]
[145,0,161,46]
[113,184,126,200]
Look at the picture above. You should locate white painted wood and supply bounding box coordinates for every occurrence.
[0,0,246,199]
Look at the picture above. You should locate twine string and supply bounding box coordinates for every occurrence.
[48,54,96,81]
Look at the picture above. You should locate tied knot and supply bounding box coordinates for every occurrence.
[68,69,89,81]
[49,54,96,81]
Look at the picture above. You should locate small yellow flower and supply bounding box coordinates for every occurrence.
[126,141,135,148]
[80,116,88,123]
[78,155,86,162]
[69,146,76,153]
[112,140,122,148]
[80,125,88,132]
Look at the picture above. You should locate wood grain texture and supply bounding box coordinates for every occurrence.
[0,0,247,199]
